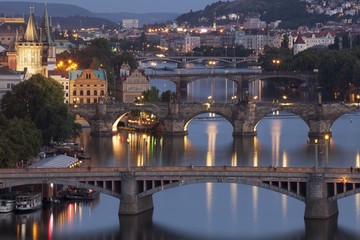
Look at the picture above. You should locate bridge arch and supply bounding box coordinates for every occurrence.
[111,109,165,133]
[136,178,306,203]
[184,111,234,131]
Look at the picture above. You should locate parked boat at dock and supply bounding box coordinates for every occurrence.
[60,187,99,201]
[0,191,19,213]
[15,192,42,212]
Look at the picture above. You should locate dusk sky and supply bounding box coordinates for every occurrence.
[15,0,223,13]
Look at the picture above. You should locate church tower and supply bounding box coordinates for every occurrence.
[40,3,56,71]
[15,4,54,77]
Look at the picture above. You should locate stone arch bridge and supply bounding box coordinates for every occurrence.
[0,167,359,219]
[71,102,360,141]
[147,71,317,102]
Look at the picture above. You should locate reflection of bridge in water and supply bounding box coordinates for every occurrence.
[0,167,358,219]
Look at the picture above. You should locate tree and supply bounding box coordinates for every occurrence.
[1,74,81,143]
[160,90,173,102]
[0,114,42,168]
[142,86,160,102]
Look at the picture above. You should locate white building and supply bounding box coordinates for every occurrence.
[121,19,139,29]
[48,70,70,104]
[0,67,28,102]
[184,33,200,52]
[292,31,335,55]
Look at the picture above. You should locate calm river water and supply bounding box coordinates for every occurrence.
[2,112,360,239]
[2,66,360,239]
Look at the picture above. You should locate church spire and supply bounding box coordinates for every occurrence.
[23,4,39,42]
[40,2,54,45]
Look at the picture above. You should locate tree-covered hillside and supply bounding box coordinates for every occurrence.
[176,0,334,28]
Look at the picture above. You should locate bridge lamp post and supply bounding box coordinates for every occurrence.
[231,95,237,104]
[324,134,330,168]
[283,95,287,105]
[272,59,281,70]
[314,138,319,169]
[356,94,360,106]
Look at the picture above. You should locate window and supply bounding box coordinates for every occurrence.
[80,90,84,96]
[94,90,97,96]
[73,90,76,96]
[87,90,91,96]
[87,99,91,103]
[86,73,91,79]
[100,90,105,96]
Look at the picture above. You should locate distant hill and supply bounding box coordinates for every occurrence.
[176,0,333,28]
[0,1,179,28]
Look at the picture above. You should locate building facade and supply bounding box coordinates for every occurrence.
[115,64,149,103]
[69,69,108,105]
[0,67,28,102]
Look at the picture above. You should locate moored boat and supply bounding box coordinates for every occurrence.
[62,187,99,201]
[0,191,19,213]
[15,192,42,212]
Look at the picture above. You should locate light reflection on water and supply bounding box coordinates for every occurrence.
[2,114,360,239]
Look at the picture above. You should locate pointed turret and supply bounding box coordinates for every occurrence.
[23,5,38,42]
[40,3,54,45]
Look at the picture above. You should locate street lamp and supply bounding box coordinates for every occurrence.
[324,134,330,167]
[314,138,319,169]
[283,95,287,105]
[231,95,237,104]
[272,59,281,71]
[356,94,360,106]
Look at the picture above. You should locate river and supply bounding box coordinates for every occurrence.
[2,65,360,239]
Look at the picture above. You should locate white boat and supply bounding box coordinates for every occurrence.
[0,192,19,213]
[15,192,42,212]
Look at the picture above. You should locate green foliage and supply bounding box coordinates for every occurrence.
[0,114,42,168]
[142,86,160,102]
[176,0,335,28]
[1,74,81,143]
[160,90,173,102]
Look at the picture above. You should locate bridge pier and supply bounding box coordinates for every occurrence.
[119,172,154,215]
[90,103,113,136]
[304,173,338,219]
[308,119,332,144]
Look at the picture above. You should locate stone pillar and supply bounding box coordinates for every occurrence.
[236,80,242,101]
[233,119,256,136]
[175,82,181,103]
[90,103,113,136]
[304,173,338,219]
[179,79,188,102]
[232,103,257,136]
[42,183,53,202]
[162,103,187,135]
[308,119,332,143]
[119,172,154,215]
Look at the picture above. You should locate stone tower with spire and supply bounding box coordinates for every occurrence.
[40,3,56,71]
[15,3,55,77]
